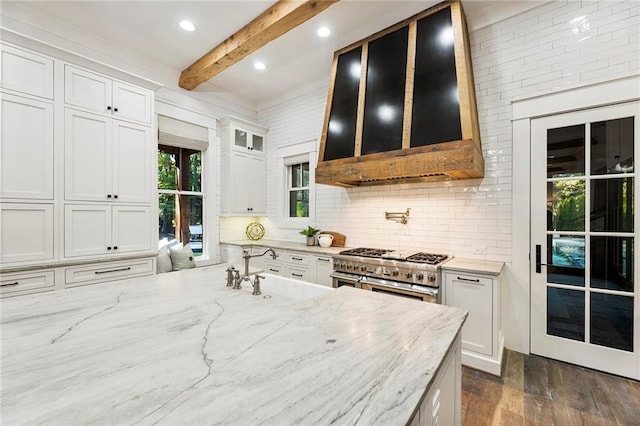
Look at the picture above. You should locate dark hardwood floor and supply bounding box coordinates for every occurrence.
[461,350,640,425]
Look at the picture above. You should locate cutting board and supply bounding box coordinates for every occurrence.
[319,231,346,247]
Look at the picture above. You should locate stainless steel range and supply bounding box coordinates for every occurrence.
[331,248,451,303]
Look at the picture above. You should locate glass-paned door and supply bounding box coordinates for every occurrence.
[531,102,639,379]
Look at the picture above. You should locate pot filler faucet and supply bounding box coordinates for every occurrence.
[226,249,278,295]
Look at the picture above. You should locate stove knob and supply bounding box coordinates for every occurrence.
[405,272,413,279]
[346,264,352,270]
[375,266,383,275]
[427,273,436,283]
[391,269,399,277]
[416,273,424,281]
[361,265,367,272]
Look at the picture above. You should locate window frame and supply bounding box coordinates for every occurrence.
[277,140,317,228]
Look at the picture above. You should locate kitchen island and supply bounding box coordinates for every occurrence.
[0,264,466,425]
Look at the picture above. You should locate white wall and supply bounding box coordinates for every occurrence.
[251,0,640,353]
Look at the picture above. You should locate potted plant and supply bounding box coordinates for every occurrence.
[299,226,320,246]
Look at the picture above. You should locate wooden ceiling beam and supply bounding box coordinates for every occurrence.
[179,0,338,90]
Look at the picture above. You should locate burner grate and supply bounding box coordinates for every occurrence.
[405,253,449,265]
[339,247,390,258]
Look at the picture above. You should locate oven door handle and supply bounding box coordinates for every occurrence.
[362,276,438,297]
[330,271,362,281]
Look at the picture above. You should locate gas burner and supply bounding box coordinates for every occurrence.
[406,253,450,265]
[339,248,390,258]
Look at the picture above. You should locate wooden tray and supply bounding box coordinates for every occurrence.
[318,231,346,247]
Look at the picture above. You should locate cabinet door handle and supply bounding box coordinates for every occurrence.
[1,282,19,287]
[292,273,303,278]
[457,276,480,283]
[95,267,131,275]
[292,257,303,261]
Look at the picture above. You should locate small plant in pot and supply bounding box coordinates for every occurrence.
[300,226,320,246]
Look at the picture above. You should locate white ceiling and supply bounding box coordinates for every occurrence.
[9,0,548,106]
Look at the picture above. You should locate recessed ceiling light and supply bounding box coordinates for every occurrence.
[254,61,266,70]
[180,20,195,32]
[317,26,331,37]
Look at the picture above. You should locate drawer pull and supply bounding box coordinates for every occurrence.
[269,268,280,273]
[292,273,303,278]
[292,257,304,261]
[95,267,132,275]
[1,281,19,287]
[318,258,331,262]
[457,276,480,283]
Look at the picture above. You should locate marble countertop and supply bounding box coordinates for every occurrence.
[441,258,505,276]
[221,239,347,255]
[1,264,466,425]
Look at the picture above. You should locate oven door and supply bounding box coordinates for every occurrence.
[360,277,438,303]
[330,271,361,289]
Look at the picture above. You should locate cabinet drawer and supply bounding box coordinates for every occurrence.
[287,252,310,266]
[264,262,285,276]
[286,266,314,282]
[65,259,154,287]
[0,270,55,297]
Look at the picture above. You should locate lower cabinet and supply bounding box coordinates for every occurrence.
[411,336,461,426]
[65,204,151,258]
[0,203,54,264]
[0,269,55,297]
[65,258,154,288]
[220,244,333,287]
[443,271,503,376]
[315,256,333,287]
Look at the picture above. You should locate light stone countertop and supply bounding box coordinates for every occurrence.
[0,264,466,425]
[441,258,505,276]
[221,238,348,255]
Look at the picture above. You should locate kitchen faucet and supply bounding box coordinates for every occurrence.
[232,249,277,292]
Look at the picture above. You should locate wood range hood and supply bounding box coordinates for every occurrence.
[316,1,483,187]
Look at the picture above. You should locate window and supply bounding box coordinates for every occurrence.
[158,145,203,256]
[288,162,310,217]
[277,140,317,226]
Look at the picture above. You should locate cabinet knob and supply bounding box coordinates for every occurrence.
[107,194,112,198]
[107,247,112,250]
[107,106,112,111]
[114,246,118,250]
[114,107,119,112]
[114,195,118,199]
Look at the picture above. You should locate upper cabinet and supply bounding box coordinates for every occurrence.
[220,116,268,215]
[1,93,54,200]
[0,44,54,99]
[317,1,483,187]
[65,65,153,124]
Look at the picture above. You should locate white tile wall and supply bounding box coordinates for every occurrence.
[247,0,639,265]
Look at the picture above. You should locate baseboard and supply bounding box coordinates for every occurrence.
[462,332,505,376]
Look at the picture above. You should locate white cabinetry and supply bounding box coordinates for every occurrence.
[64,205,151,258]
[64,108,151,203]
[443,269,503,376]
[65,65,152,124]
[0,270,55,297]
[1,44,54,99]
[220,117,268,215]
[1,93,54,200]
[0,203,54,264]
[315,256,333,287]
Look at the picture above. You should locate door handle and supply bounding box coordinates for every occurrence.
[535,244,549,273]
